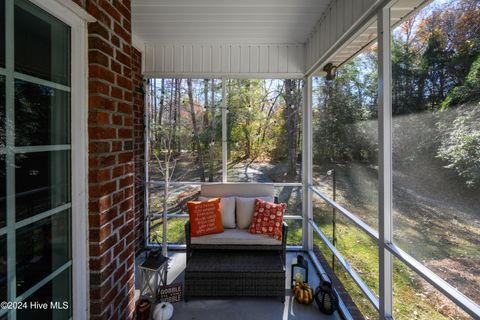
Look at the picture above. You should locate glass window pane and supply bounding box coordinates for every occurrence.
[312,43,379,230]
[17,267,71,319]
[149,79,221,183]
[16,210,70,296]
[391,0,480,305]
[0,235,6,302]
[15,151,70,222]
[226,79,302,183]
[0,76,4,146]
[14,0,70,86]
[14,80,70,146]
[0,0,4,68]
[0,155,4,227]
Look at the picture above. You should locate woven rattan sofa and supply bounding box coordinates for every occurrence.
[184,183,288,302]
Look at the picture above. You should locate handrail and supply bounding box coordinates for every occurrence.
[148,180,302,187]
[309,185,379,240]
[309,218,380,311]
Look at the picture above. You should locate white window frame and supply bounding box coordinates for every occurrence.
[25,1,94,319]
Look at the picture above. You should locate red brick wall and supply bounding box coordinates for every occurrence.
[70,0,144,318]
[132,48,145,255]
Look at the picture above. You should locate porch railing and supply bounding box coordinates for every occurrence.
[307,184,480,319]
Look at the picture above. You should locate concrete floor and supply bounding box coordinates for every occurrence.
[135,251,338,320]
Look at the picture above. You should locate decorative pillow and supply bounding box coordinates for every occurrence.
[187,198,224,237]
[248,199,286,240]
[235,196,275,229]
[198,196,236,229]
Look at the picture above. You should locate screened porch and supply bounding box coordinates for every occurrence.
[132,0,480,319]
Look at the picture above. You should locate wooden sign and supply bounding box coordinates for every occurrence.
[159,283,183,303]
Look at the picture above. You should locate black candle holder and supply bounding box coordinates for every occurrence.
[291,254,309,286]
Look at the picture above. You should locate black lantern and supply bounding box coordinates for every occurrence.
[314,279,339,315]
[291,255,309,286]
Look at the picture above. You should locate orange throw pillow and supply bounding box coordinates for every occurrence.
[187,198,224,237]
[249,198,286,240]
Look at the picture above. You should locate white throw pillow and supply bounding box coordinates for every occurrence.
[198,196,236,228]
[235,196,274,229]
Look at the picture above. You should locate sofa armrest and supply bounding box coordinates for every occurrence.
[185,221,191,262]
[282,220,288,265]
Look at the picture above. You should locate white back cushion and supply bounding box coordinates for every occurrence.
[200,183,275,198]
[236,196,274,229]
[198,196,236,229]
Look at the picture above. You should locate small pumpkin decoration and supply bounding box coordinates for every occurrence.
[293,281,314,304]
[153,302,174,320]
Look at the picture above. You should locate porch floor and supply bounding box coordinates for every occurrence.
[135,251,339,320]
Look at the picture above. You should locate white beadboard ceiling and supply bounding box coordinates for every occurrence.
[132,0,332,44]
[133,0,427,77]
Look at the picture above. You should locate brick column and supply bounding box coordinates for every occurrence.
[70,0,143,318]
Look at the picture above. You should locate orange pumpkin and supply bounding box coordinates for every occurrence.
[293,281,314,304]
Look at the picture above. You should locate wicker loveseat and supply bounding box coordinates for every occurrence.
[184,183,288,302]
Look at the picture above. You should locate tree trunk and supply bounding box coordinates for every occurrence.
[203,79,209,127]
[284,79,298,177]
[157,79,165,144]
[227,79,232,161]
[208,79,217,181]
[244,80,252,159]
[153,79,157,132]
[187,79,206,182]
[168,79,174,154]
[173,79,180,152]
[243,127,251,159]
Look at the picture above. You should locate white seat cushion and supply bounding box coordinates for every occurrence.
[198,196,236,229]
[236,196,274,229]
[191,228,282,246]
